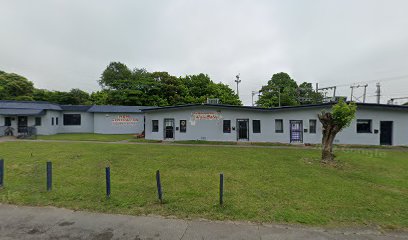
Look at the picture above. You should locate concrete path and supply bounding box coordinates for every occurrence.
[0,204,406,240]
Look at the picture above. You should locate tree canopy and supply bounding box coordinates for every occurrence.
[0,63,241,106]
[256,72,323,108]
[98,62,241,106]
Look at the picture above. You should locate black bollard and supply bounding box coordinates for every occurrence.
[0,159,4,188]
[156,170,163,203]
[106,167,111,198]
[220,173,224,206]
[46,161,52,191]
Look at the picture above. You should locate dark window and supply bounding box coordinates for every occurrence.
[180,120,187,133]
[152,120,159,132]
[35,117,42,126]
[309,119,317,134]
[253,120,261,133]
[4,117,11,126]
[63,114,81,126]
[56,117,59,125]
[357,119,372,133]
[223,120,231,133]
[275,119,283,133]
[51,117,54,126]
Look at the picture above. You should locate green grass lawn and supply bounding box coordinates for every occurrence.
[0,142,407,229]
[37,133,135,142]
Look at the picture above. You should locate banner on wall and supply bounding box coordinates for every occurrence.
[112,115,139,125]
[190,111,222,125]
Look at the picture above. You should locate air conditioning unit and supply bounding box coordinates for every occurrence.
[207,98,220,104]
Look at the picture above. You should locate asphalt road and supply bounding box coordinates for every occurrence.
[0,204,406,240]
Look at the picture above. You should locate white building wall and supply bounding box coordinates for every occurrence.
[145,106,408,146]
[58,111,94,133]
[93,112,145,134]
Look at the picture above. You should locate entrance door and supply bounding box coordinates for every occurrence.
[237,119,249,140]
[18,116,28,133]
[164,118,175,139]
[380,121,393,145]
[290,120,303,143]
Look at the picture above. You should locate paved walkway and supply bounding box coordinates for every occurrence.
[0,204,406,240]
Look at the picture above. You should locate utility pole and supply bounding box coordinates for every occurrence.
[251,91,257,106]
[376,83,381,104]
[235,74,241,98]
[317,86,337,102]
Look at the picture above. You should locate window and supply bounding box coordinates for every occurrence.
[309,119,317,134]
[253,120,261,133]
[223,120,231,133]
[275,119,283,133]
[152,120,159,132]
[4,117,11,126]
[35,117,42,126]
[51,117,54,126]
[180,120,187,133]
[56,117,59,125]
[63,114,81,126]
[357,119,372,133]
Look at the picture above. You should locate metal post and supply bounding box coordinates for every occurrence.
[46,161,52,191]
[0,159,4,188]
[105,167,111,198]
[278,88,281,107]
[156,170,163,203]
[363,85,367,103]
[219,173,224,206]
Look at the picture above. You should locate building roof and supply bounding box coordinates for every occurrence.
[0,100,62,110]
[87,105,154,113]
[142,102,408,112]
[0,108,45,116]
[61,105,92,112]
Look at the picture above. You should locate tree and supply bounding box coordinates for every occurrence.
[256,72,323,107]
[318,100,357,163]
[0,71,34,100]
[99,62,133,90]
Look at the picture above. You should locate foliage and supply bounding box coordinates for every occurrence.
[98,62,241,106]
[1,141,407,228]
[331,100,357,129]
[0,71,34,100]
[256,72,323,107]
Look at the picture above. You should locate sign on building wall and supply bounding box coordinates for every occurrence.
[112,115,139,125]
[190,111,222,125]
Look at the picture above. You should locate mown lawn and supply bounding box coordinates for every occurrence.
[37,133,135,142]
[0,141,407,229]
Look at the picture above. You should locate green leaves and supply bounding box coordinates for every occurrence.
[332,100,357,129]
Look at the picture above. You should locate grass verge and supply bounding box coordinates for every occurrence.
[0,141,407,229]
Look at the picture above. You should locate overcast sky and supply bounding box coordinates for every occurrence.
[1,0,408,105]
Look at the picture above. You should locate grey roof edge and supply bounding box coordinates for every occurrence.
[142,102,408,112]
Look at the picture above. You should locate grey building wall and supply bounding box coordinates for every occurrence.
[58,111,94,133]
[93,112,145,134]
[145,106,408,146]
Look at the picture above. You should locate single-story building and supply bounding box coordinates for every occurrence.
[0,100,150,136]
[143,103,408,146]
[1,100,407,146]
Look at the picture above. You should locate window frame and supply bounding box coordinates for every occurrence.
[179,120,187,133]
[309,119,317,134]
[223,120,231,133]
[252,120,261,133]
[4,117,11,126]
[275,119,284,133]
[35,117,42,126]
[152,120,159,132]
[51,117,54,126]
[63,114,81,126]
[56,117,59,126]
[357,119,372,133]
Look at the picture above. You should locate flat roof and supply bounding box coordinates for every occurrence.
[142,102,408,112]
